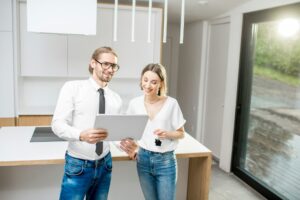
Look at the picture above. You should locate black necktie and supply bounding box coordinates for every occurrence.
[96,88,105,156]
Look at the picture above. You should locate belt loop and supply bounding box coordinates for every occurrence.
[84,160,87,167]
[104,153,107,162]
[96,160,98,168]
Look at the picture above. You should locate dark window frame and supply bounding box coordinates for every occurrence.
[231,3,300,200]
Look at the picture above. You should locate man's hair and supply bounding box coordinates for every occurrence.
[140,63,168,96]
[89,47,118,74]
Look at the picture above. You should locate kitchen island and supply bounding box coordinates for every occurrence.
[0,126,211,200]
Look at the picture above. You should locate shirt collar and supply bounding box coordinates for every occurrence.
[89,77,108,92]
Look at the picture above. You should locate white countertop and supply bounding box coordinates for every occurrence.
[0,126,211,166]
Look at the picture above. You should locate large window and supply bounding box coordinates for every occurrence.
[232,3,300,200]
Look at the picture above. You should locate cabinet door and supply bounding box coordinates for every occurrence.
[0,0,12,31]
[113,7,162,78]
[19,3,68,77]
[0,32,15,117]
[68,6,113,77]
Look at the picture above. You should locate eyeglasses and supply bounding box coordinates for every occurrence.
[95,60,120,72]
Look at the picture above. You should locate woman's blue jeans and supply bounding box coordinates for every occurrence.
[137,148,177,200]
[59,152,112,200]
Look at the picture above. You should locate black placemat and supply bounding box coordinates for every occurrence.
[30,127,65,142]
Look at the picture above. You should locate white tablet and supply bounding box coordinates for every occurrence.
[94,114,148,141]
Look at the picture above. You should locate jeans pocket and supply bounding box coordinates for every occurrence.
[136,150,147,163]
[65,159,84,176]
[104,157,113,172]
[158,153,176,167]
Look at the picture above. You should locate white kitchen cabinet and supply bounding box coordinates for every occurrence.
[67,6,113,77]
[0,32,15,117]
[17,3,162,115]
[0,0,12,31]
[0,0,14,119]
[19,3,162,78]
[19,2,68,77]
[113,7,162,78]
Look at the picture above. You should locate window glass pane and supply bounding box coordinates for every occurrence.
[240,18,300,200]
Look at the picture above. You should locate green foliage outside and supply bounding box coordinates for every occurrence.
[254,22,300,86]
[254,65,300,86]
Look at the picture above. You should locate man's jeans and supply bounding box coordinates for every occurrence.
[59,152,112,200]
[137,148,177,200]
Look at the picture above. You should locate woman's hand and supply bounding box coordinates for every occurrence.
[154,129,169,139]
[154,127,185,140]
[120,138,138,160]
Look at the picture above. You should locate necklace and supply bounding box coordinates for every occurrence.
[144,97,160,104]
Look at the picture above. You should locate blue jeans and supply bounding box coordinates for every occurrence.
[137,148,177,200]
[59,152,112,200]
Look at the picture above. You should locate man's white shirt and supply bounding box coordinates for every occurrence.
[52,77,122,160]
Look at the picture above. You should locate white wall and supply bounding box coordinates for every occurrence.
[176,21,204,138]
[202,18,230,159]
[219,0,300,172]
[176,18,230,161]
[162,23,180,98]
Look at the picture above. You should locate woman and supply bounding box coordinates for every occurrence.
[121,63,186,200]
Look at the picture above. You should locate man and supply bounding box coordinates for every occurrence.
[52,47,122,200]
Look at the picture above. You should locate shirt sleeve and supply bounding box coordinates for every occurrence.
[51,82,81,141]
[171,99,186,130]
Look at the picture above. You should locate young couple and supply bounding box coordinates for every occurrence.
[52,46,186,200]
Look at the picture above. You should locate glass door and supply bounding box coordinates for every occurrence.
[232,3,300,200]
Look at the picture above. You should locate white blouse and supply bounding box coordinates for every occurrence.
[127,95,186,153]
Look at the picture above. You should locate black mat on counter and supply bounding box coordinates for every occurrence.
[30,127,65,142]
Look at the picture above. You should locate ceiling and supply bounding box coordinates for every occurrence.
[100,0,251,23]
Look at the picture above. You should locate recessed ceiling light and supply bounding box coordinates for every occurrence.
[197,0,208,5]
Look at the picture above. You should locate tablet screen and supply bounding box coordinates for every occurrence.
[94,114,148,141]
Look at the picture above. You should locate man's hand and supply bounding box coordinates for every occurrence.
[120,138,138,160]
[79,128,108,144]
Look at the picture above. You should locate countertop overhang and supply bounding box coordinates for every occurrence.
[0,126,211,166]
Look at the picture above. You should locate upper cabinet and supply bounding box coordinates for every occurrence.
[113,6,162,78]
[0,0,12,31]
[0,0,14,118]
[0,32,15,117]
[19,3,162,78]
[19,3,68,77]
[67,5,113,77]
